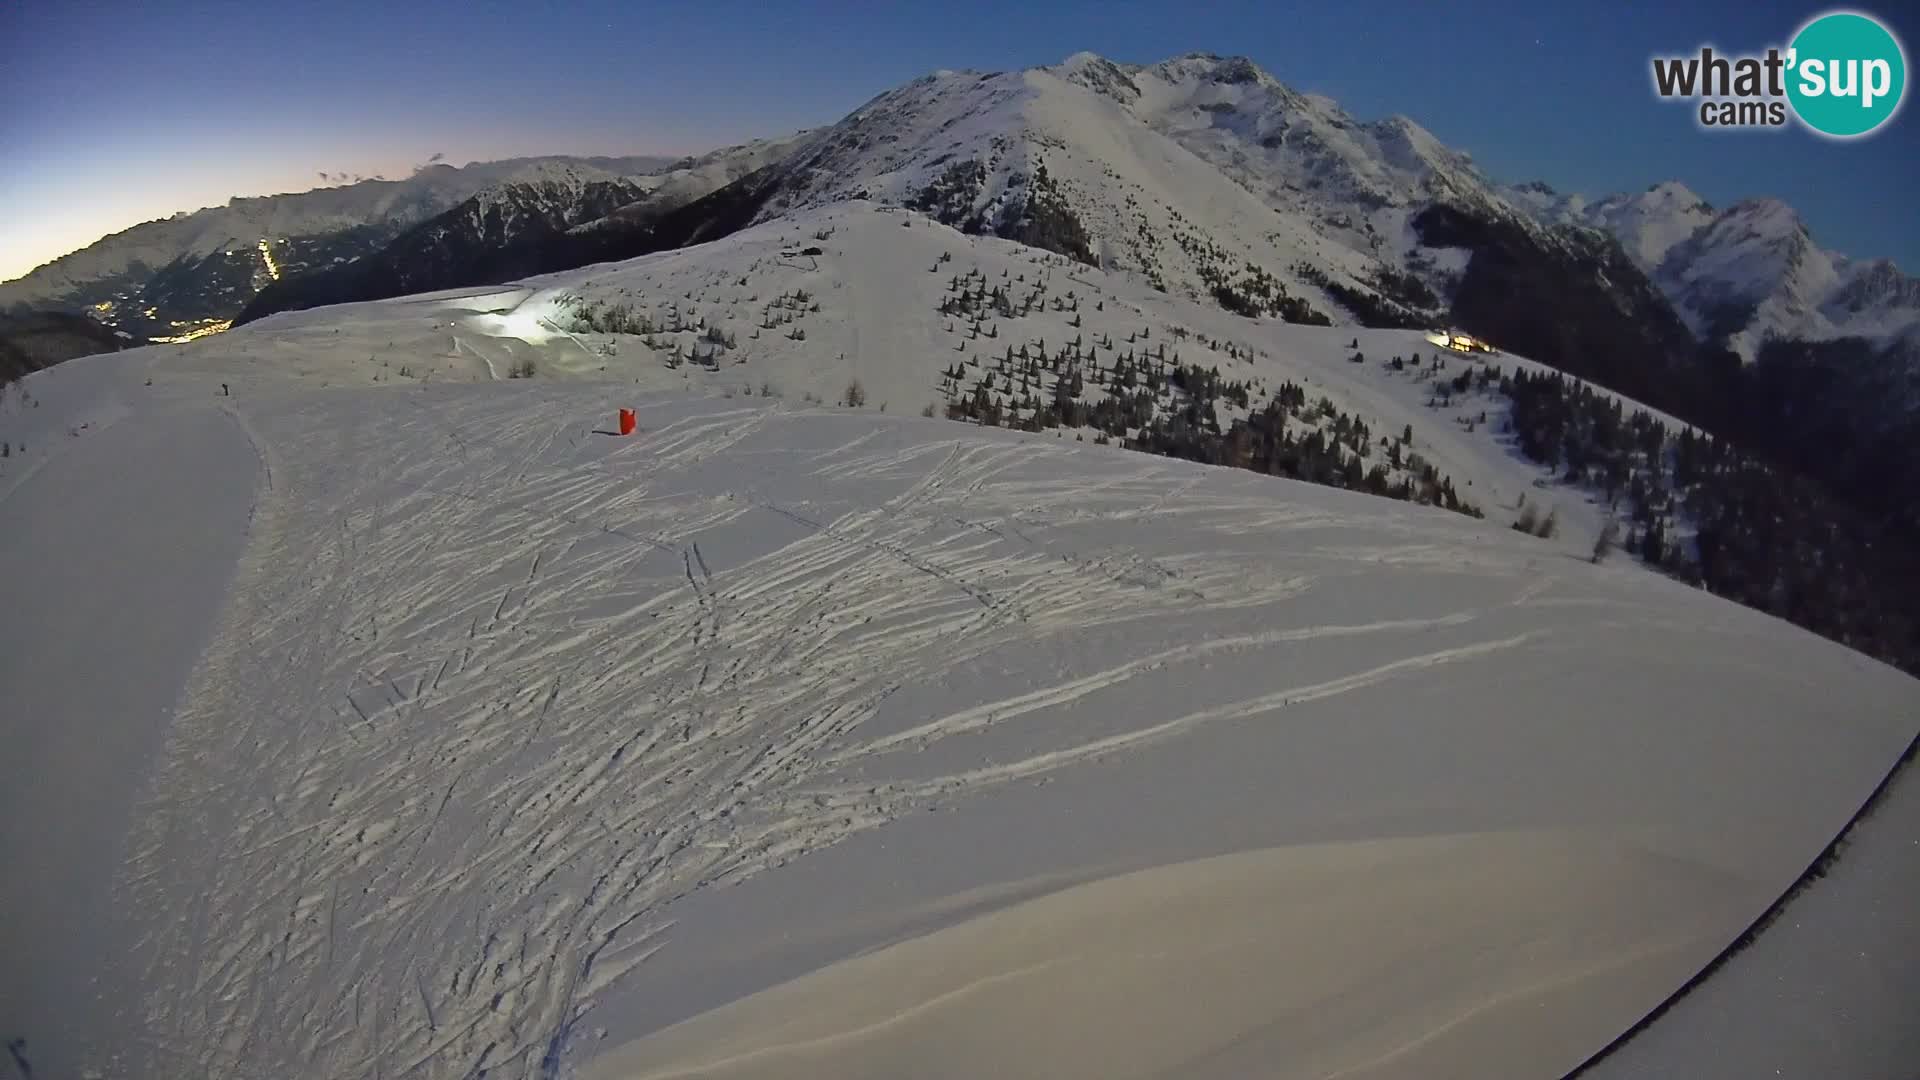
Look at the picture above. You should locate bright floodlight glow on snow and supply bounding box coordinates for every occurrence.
[465,292,571,344]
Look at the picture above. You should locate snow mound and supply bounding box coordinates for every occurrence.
[585,831,1749,1080]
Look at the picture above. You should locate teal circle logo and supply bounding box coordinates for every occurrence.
[1786,11,1907,137]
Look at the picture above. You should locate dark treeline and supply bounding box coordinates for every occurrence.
[1499,366,1920,676]
[1725,337,1920,540]
[1408,202,1920,600]
[932,264,1480,517]
[935,313,1483,522]
[1352,201,1920,673]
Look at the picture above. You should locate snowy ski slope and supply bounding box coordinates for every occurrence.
[2,205,1917,1080]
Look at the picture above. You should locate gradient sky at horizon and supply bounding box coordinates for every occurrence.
[3,0,1916,283]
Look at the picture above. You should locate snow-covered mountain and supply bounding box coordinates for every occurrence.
[1652,198,1845,353]
[20,50,1917,375]
[231,164,655,320]
[590,134,810,228]
[1061,52,1526,251]
[1515,179,1920,362]
[1505,179,1920,518]
[740,57,1375,317]
[19,49,1920,483]
[732,51,1576,327]
[571,52,1719,420]
[221,51,1920,493]
[0,154,678,339]
[1512,180,1718,275]
[237,136,811,323]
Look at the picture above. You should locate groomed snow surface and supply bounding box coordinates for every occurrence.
[1585,750,1920,1080]
[0,371,258,1079]
[3,204,1917,1080]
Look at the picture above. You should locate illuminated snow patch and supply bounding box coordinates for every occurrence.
[463,291,576,345]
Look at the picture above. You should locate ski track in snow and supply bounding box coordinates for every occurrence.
[109,383,1663,1080]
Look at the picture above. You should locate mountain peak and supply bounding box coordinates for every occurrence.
[1553,181,1718,274]
[1644,180,1702,202]
[1058,50,1114,70]
[1142,52,1277,88]
[1053,51,1144,102]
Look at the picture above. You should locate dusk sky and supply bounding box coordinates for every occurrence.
[3,0,1915,283]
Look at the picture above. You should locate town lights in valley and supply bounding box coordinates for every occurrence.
[152,319,233,344]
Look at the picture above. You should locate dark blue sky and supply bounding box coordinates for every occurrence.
[3,0,1915,281]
